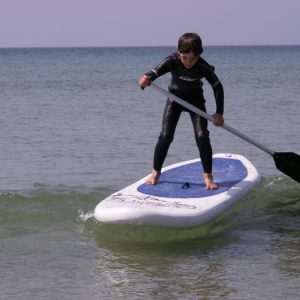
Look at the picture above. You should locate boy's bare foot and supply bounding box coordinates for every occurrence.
[145,169,161,185]
[204,173,218,190]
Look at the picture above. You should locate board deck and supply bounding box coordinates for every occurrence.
[94,153,261,228]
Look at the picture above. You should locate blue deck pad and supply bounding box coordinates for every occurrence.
[137,158,248,198]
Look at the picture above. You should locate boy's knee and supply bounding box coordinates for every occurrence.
[195,130,209,144]
[159,132,174,145]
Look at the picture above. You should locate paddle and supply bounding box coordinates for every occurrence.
[145,82,300,183]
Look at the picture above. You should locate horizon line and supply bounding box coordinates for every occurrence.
[1,43,300,49]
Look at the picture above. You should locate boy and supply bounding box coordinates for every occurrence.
[139,33,224,190]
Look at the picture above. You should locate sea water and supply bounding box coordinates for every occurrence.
[0,46,299,299]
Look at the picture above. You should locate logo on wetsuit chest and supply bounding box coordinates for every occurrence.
[179,76,198,82]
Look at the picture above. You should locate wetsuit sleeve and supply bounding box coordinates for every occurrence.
[212,80,224,115]
[203,65,224,115]
[145,54,176,81]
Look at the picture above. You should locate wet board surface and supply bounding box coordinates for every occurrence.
[94,153,261,228]
[137,157,248,198]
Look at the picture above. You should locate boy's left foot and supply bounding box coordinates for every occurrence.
[204,173,218,190]
[145,169,161,185]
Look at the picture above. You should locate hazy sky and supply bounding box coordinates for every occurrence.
[1,0,299,47]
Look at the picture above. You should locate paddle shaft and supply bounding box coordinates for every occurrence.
[150,82,275,157]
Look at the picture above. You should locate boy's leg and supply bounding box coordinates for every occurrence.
[146,100,181,185]
[190,111,217,190]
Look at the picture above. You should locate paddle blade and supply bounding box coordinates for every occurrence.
[273,152,300,183]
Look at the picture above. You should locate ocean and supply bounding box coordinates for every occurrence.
[0,46,299,299]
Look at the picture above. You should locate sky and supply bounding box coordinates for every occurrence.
[0,0,300,47]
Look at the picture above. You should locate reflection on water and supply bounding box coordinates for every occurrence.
[81,177,300,299]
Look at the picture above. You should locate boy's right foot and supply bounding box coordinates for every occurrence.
[204,173,218,190]
[145,169,161,185]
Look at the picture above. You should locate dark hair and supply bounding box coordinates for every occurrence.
[177,33,203,55]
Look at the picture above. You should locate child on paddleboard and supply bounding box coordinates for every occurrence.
[139,33,224,190]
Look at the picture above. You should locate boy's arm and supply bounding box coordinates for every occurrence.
[203,64,224,126]
[199,57,224,116]
[212,80,224,115]
[144,54,176,82]
[211,80,224,126]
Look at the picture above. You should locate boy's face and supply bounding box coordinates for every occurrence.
[178,51,199,69]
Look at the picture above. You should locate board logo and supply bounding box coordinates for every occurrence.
[110,193,196,209]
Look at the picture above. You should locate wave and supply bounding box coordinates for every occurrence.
[1,176,299,242]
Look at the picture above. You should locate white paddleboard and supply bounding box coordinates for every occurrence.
[94,153,261,228]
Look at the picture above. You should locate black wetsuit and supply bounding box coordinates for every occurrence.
[145,52,224,173]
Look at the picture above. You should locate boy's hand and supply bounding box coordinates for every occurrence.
[213,113,224,127]
[139,75,151,88]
